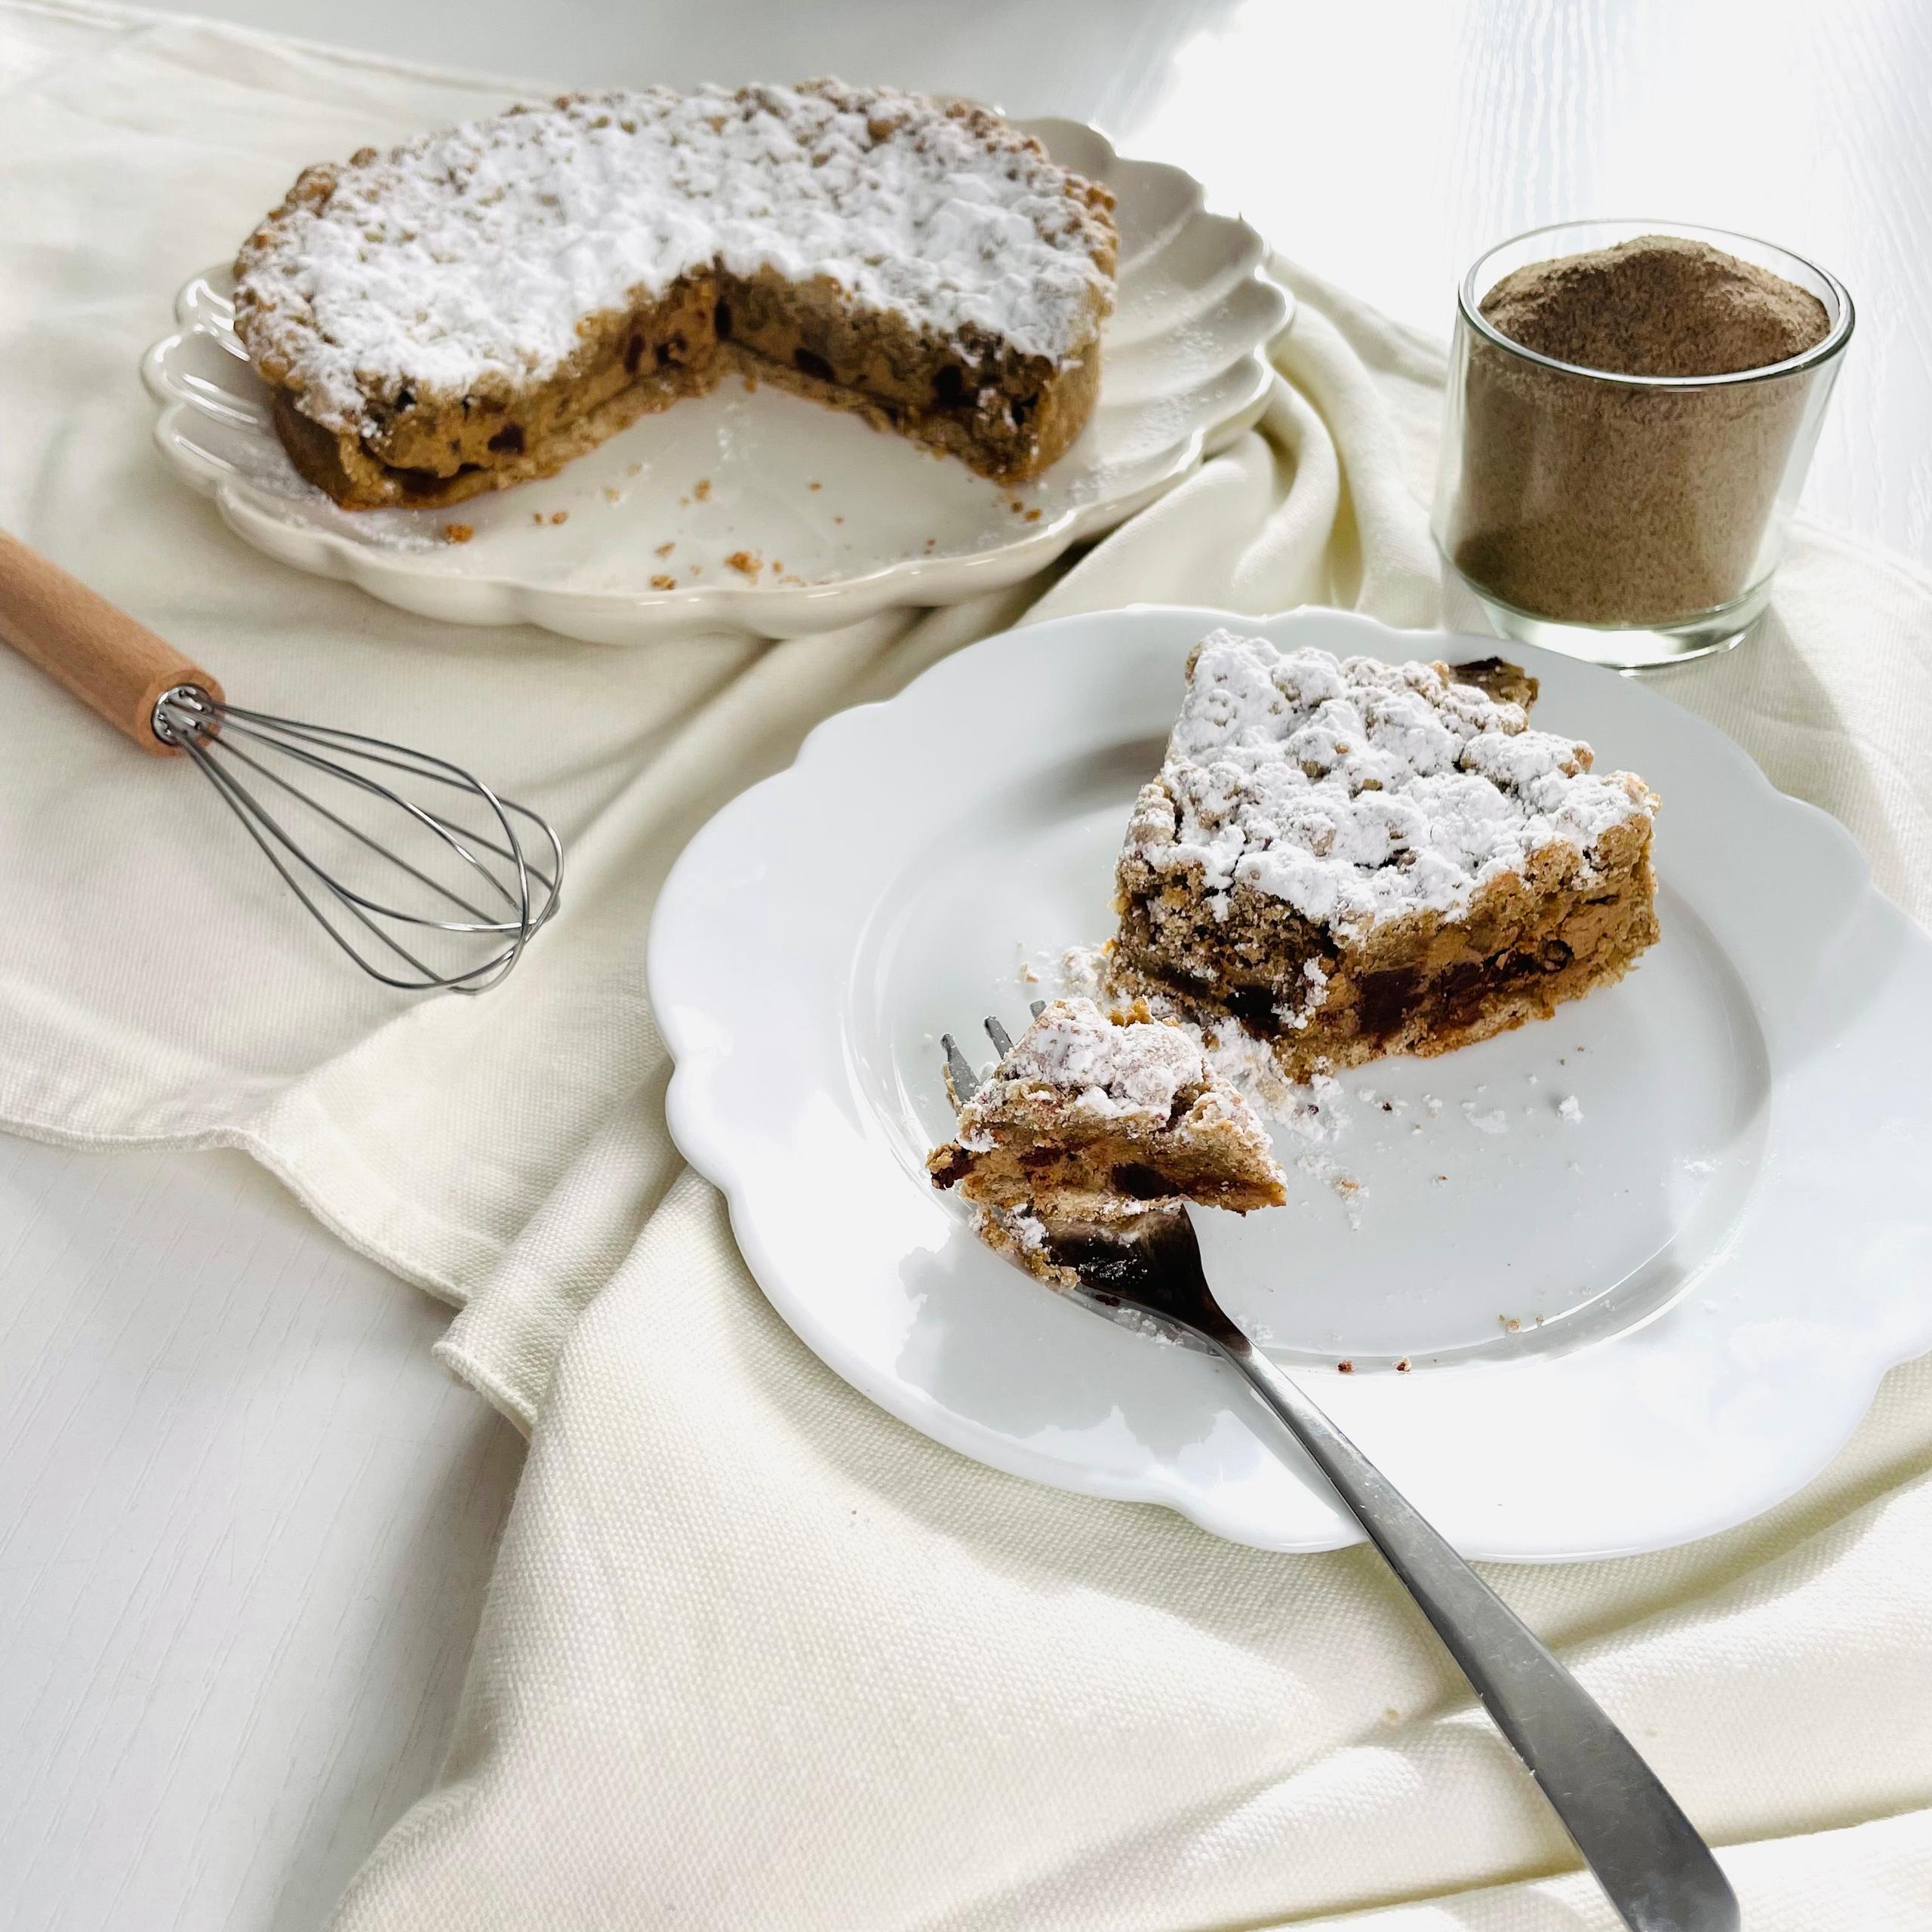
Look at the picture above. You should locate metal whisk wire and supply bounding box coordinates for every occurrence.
[153,685,563,993]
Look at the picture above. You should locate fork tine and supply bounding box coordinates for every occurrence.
[983,1015,1014,1057]
[940,1032,982,1111]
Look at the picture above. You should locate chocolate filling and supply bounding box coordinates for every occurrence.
[928,1148,971,1190]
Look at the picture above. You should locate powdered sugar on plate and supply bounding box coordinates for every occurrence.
[1124,631,1655,934]
[235,82,1116,435]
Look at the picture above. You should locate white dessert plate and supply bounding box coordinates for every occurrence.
[650,604,1932,1560]
[140,121,1287,646]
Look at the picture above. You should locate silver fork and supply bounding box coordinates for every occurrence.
[941,1013,1740,1932]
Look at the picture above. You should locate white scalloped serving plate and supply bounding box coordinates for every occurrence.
[140,121,1287,645]
[649,604,1932,1560]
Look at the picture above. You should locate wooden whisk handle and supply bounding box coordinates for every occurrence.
[0,531,224,754]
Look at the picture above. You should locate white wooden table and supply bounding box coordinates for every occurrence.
[5,3,1926,1927]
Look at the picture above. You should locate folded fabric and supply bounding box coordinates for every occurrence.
[3,8,1930,1928]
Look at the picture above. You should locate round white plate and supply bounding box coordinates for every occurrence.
[649,604,1932,1560]
[140,122,1287,645]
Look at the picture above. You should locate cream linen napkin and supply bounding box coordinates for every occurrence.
[3,7,1930,1927]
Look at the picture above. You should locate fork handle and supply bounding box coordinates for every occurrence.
[0,531,223,753]
[1223,1345,1739,1932]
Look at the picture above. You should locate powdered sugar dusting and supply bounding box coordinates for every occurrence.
[235,82,1115,434]
[964,995,1209,1129]
[1051,946,1349,1140]
[1125,632,1654,934]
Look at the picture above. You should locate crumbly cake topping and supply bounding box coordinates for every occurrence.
[1128,632,1653,931]
[957,997,1212,1143]
[235,82,1115,433]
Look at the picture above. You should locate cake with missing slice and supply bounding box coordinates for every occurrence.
[928,997,1285,1286]
[233,82,1117,509]
[1112,631,1658,1078]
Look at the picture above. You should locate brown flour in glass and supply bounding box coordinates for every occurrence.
[1447,235,1829,626]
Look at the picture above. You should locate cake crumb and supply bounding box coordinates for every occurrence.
[1337,1360,1355,1374]
[724,549,761,577]
[1558,1095,1584,1124]
[694,478,712,501]
[1395,1357,1411,1373]
[441,521,473,543]
[549,510,568,525]
[650,574,676,590]
[1020,962,1040,984]
[833,514,844,525]
[809,480,823,491]
[603,486,623,503]
[743,375,758,393]
[1499,1315,1522,1332]
[1025,507,1041,521]
[655,541,675,556]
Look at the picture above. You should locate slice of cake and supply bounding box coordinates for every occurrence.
[928,997,1285,1285]
[1112,632,1658,1079]
[233,83,1117,509]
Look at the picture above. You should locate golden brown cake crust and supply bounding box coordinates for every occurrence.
[233,83,1117,509]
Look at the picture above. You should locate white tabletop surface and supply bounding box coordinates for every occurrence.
[5,4,1927,1929]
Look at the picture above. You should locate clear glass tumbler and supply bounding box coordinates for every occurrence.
[1432,220,1853,669]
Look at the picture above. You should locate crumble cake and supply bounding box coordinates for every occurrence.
[1112,632,1658,1079]
[233,82,1117,509]
[928,997,1285,1286]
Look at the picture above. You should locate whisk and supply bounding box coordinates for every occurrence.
[0,532,561,992]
